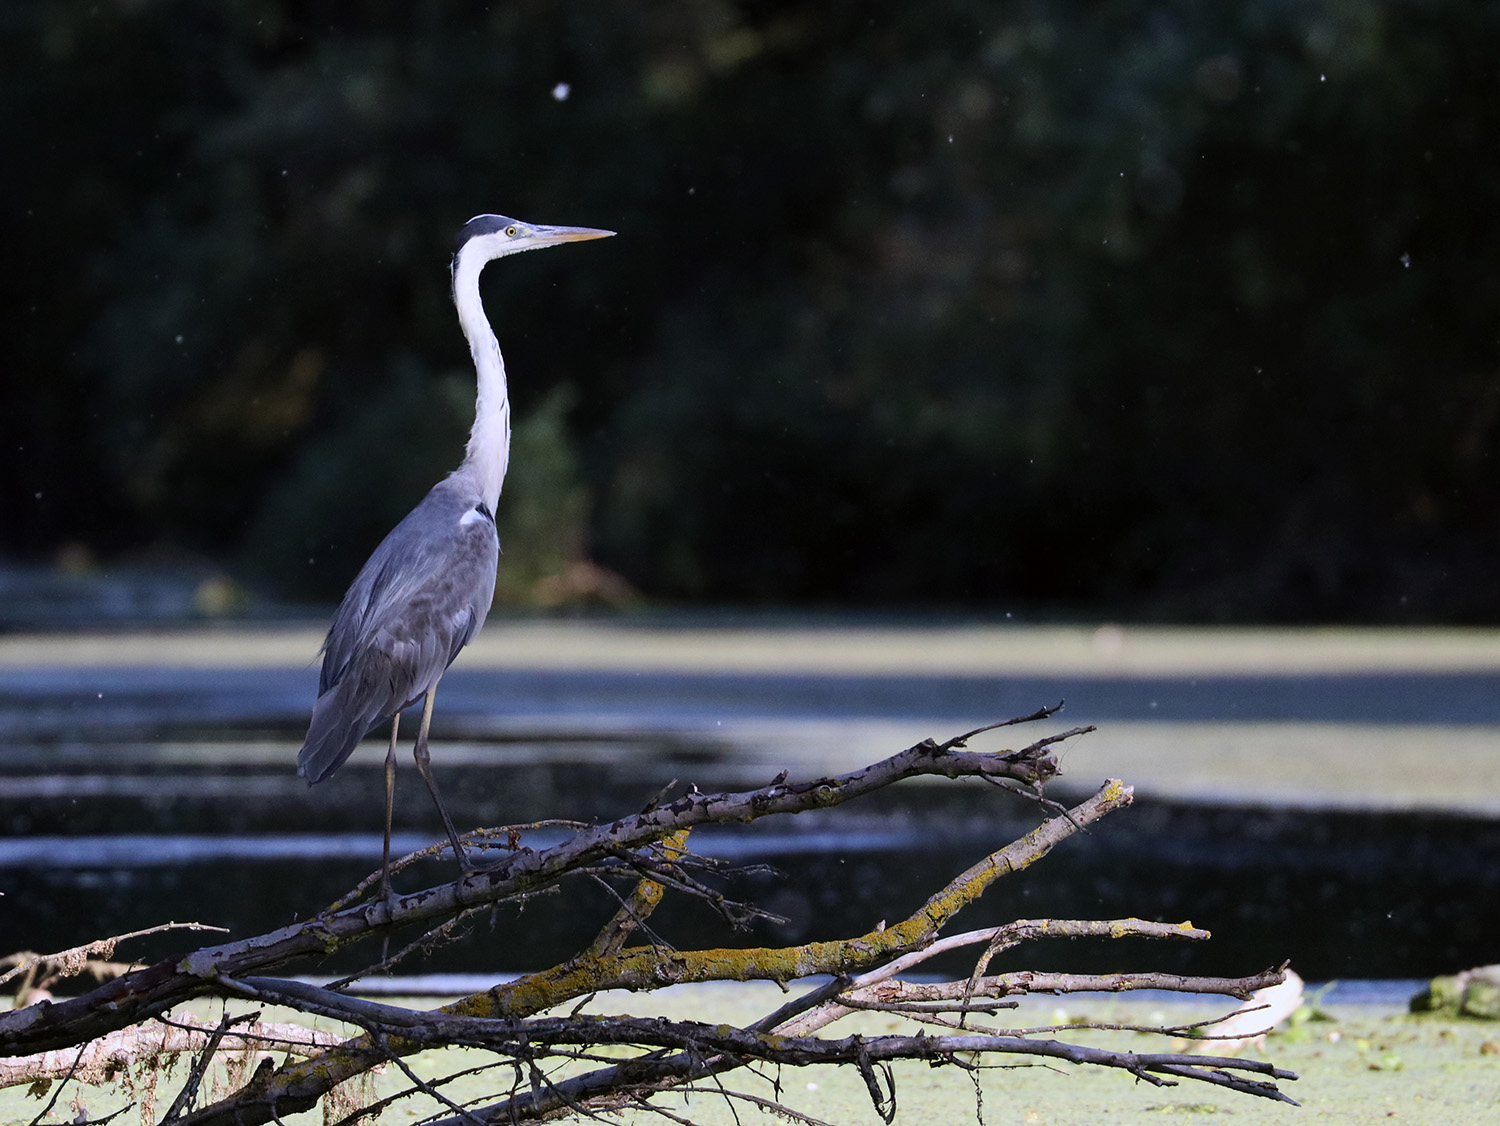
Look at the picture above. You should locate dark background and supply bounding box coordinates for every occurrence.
[5,0,1498,620]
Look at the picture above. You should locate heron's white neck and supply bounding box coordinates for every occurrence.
[451,246,511,513]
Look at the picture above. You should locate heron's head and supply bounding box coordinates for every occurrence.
[453,214,614,269]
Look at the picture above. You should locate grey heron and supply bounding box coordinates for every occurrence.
[297,214,613,893]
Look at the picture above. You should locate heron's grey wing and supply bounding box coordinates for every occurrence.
[299,485,498,784]
[319,487,497,688]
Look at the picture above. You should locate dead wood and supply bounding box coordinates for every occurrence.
[0,711,1302,1125]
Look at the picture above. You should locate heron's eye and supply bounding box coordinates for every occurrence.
[505,225,518,237]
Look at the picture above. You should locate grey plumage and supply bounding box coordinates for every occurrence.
[297,481,497,784]
[293,214,613,885]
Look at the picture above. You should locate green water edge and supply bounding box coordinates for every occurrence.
[5,985,1498,1126]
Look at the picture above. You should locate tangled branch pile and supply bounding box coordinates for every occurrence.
[1,708,1298,1124]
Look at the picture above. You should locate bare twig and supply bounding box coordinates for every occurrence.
[584,829,692,959]
[159,1011,258,1123]
[778,918,1216,1037]
[940,702,1067,746]
[25,1043,86,1126]
[817,967,1287,1023]
[2,923,228,996]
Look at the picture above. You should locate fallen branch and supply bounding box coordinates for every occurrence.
[174,773,1127,1126]
[0,726,1064,1058]
[1,712,1302,1125]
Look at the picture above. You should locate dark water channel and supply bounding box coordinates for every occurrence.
[3,717,1497,984]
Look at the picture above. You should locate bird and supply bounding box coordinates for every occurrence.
[297,214,614,896]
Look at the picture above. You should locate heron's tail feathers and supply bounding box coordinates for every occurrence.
[297,670,391,785]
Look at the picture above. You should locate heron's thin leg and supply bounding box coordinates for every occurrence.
[412,684,470,872]
[381,713,400,903]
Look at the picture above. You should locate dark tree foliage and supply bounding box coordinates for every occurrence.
[3,0,1498,618]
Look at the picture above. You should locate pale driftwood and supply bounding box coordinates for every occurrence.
[0,1017,345,1089]
[777,918,1222,1037]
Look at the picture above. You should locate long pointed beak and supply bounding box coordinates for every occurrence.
[535,224,615,244]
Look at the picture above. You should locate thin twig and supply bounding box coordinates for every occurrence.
[372,1032,489,1126]
[160,1011,259,1123]
[26,1043,86,1126]
[941,703,1066,747]
[668,1085,841,1126]
[2,923,229,990]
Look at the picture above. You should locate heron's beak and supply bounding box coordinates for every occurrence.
[535,224,615,244]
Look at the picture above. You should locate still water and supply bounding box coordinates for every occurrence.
[3,641,1498,982]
